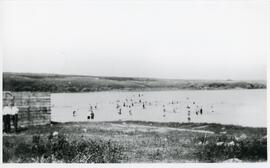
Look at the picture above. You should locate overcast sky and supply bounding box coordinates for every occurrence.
[1,0,268,80]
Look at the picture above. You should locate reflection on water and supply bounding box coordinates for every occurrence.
[51,89,266,127]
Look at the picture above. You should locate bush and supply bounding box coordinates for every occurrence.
[14,143,33,162]
[3,133,124,163]
[3,141,14,162]
[72,139,124,163]
[193,135,267,162]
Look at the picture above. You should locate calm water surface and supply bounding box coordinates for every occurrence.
[51,89,266,127]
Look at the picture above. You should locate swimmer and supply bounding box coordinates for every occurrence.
[89,105,93,111]
[91,111,95,119]
[118,108,122,115]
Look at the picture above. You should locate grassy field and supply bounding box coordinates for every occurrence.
[3,72,266,92]
[3,121,267,163]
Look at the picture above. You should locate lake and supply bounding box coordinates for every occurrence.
[51,89,266,127]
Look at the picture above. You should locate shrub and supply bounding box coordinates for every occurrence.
[193,135,267,162]
[14,143,33,162]
[3,134,124,163]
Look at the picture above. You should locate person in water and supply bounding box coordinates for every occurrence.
[90,111,95,119]
[87,105,92,120]
[118,108,122,115]
[200,107,203,115]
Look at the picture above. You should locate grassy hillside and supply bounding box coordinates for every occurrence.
[3,72,266,93]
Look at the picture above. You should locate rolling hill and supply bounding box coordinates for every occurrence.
[3,72,266,93]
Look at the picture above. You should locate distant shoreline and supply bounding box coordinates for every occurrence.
[3,72,266,93]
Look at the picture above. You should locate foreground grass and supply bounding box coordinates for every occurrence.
[3,121,267,163]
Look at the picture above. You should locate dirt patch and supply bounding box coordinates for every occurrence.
[110,123,214,134]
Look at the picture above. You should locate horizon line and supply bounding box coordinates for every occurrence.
[2,71,266,82]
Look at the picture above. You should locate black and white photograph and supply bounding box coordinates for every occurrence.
[0,0,268,165]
